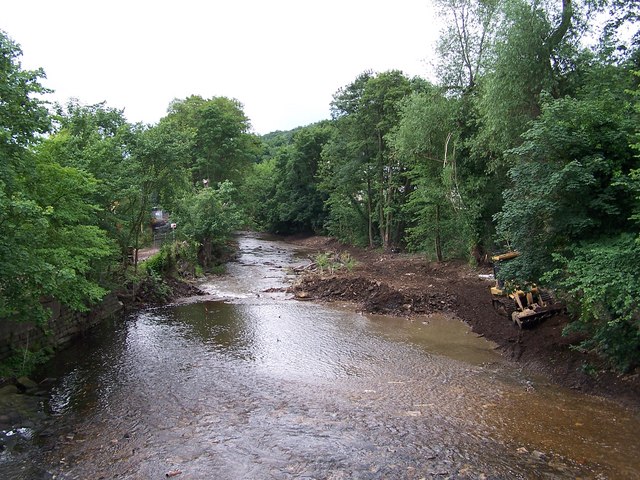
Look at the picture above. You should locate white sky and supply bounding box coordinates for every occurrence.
[3,0,440,134]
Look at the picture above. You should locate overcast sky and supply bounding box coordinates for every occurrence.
[3,0,440,134]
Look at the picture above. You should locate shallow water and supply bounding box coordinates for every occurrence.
[1,232,638,479]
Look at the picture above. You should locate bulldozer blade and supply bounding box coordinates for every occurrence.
[512,304,564,328]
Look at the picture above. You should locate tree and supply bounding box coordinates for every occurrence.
[269,123,332,234]
[0,31,50,158]
[126,121,192,269]
[434,0,500,94]
[174,181,243,266]
[239,156,278,230]
[163,95,259,186]
[482,3,640,370]
[318,125,371,246]
[477,0,577,158]
[40,101,140,260]
[391,89,474,260]
[322,71,418,249]
[547,234,640,372]
[0,32,114,323]
[495,74,638,283]
[540,65,639,372]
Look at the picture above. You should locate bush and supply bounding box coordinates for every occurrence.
[314,251,357,273]
[143,244,175,276]
[545,234,640,372]
[0,347,52,378]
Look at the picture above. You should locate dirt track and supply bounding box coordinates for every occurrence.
[286,236,640,410]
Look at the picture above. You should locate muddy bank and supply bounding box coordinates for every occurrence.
[117,275,207,307]
[286,236,640,410]
[116,241,237,307]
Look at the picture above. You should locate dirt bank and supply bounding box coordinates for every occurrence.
[285,236,640,410]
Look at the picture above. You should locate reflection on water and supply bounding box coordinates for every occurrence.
[367,313,501,365]
[2,233,639,479]
[168,301,379,378]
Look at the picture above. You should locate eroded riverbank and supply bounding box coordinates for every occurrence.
[286,235,640,410]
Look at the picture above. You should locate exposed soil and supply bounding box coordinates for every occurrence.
[285,235,640,410]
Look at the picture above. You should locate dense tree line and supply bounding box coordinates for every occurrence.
[0,31,257,332]
[243,0,640,371]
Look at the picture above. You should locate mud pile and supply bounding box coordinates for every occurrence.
[290,276,456,315]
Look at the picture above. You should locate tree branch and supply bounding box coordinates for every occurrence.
[546,0,573,52]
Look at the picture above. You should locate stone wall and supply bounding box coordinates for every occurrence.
[0,293,124,362]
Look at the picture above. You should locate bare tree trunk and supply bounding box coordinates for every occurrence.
[547,0,573,52]
[378,185,385,248]
[377,130,387,249]
[384,167,394,250]
[435,204,443,262]
[367,177,374,248]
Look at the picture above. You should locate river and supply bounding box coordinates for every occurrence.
[1,232,639,479]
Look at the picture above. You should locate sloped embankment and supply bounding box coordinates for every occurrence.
[290,275,456,315]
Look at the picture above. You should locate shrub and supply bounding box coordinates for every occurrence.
[545,234,640,372]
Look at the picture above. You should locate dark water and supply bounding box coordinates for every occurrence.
[1,233,639,479]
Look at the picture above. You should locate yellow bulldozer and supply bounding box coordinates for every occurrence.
[490,251,565,328]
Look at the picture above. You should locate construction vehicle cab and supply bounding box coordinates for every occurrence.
[490,251,564,328]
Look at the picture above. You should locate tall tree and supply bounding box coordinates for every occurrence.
[323,71,419,249]
[174,181,243,267]
[478,0,576,157]
[163,95,258,186]
[434,0,500,94]
[391,89,473,260]
[0,32,113,323]
[270,123,332,234]
[41,101,140,260]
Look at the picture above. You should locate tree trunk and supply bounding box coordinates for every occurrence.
[377,130,387,249]
[200,237,212,267]
[546,0,573,52]
[546,0,573,97]
[383,153,395,251]
[367,177,374,248]
[378,186,385,248]
[435,204,443,262]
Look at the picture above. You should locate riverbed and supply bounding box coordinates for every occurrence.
[1,232,639,479]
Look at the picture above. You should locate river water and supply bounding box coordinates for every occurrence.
[2,232,639,479]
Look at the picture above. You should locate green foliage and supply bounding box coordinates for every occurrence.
[323,192,370,247]
[0,30,50,155]
[391,89,476,260]
[142,240,201,280]
[41,101,141,258]
[476,0,578,160]
[313,251,357,274]
[163,95,260,186]
[270,123,332,234]
[42,102,194,264]
[495,82,638,283]
[135,270,173,303]
[143,244,175,277]
[239,157,278,230]
[314,252,331,273]
[0,32,115,324]
[0,346,52,378]
[174,181,243,266]
[240,122,333,235]
[131,120,193,213]
[434,0,499,93]
[322,70,420,248]
[545,235,640,372]
[338,252,356,272]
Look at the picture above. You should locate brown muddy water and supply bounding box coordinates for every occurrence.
[1,232,638,479]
